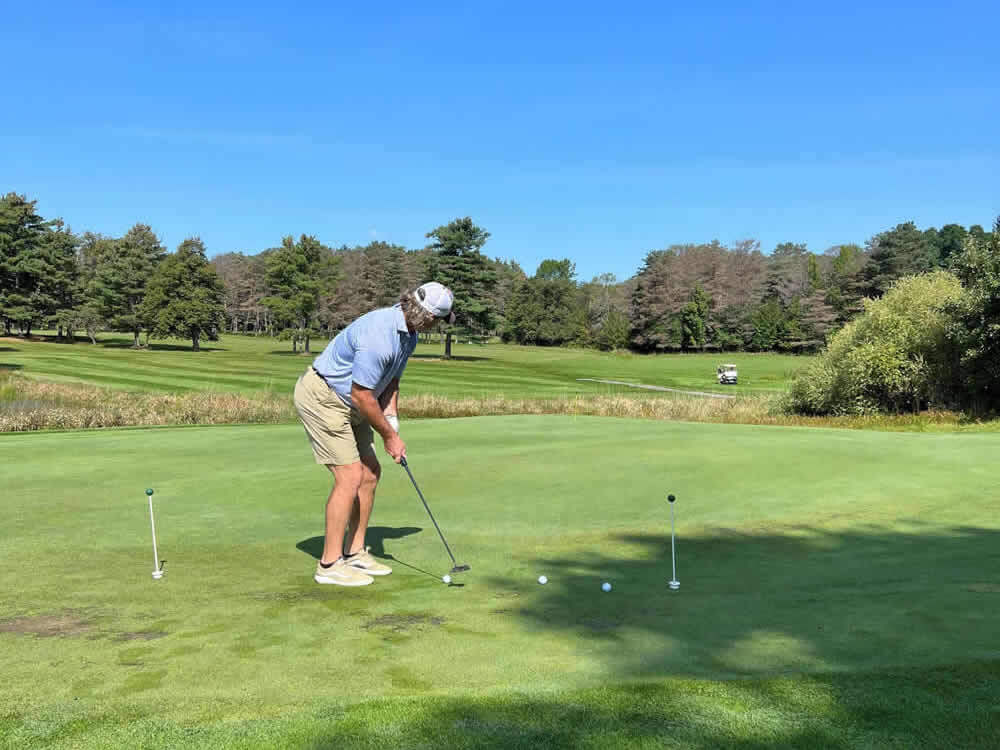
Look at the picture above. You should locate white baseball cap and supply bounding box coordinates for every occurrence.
[415,282,456,324]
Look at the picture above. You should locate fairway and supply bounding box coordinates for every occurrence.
[2,416,999,747]
[0,333,808,398]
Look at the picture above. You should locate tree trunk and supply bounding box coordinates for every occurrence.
[444,331,453,359]
[305,334,310,354]
[88,330,97,345]
[133,330,141,348]
[66,325,75,342]
[58,325,64,340]
[192,332,200,351]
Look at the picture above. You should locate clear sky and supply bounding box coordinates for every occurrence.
[4,1,997,282]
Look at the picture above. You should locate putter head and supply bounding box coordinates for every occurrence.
[450,564,471,573]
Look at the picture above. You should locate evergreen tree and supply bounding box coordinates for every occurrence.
[680,284,711,349]
[37,220,80,338]
[139,238,226,351]
[594,307,630,351]
[70,233,116,343]
[424,217,496,357]
[864,222,937,297]
[824,243,868,324]
[798,290,838,348]
[0,193,54,336]
[92,223,166,347]
[937,224,969,266]
[262,235,337,353]
[749,298,786,351]
[629,250,675,351]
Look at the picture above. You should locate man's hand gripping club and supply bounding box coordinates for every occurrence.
[351,382,405,463]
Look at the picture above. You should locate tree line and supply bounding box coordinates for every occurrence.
[1,191,993,355]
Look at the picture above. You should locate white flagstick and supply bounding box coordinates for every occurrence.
[146,488,163,579]
[668,493,679,590]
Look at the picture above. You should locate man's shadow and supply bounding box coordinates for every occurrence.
[296,526,422,561]
[297,526,464,584]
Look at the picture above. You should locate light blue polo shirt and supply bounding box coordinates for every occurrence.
[312,304,418,408]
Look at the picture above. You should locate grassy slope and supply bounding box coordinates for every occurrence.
[0,333,807,398]
[2,417,999,747]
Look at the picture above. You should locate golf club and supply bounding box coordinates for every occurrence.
[399,456,470,574]
[145,488,164,580]
[667,493,679,590]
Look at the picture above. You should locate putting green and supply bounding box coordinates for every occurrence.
[2,416,999,746]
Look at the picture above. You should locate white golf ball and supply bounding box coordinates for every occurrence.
[538,575,548,585]
[601,582,612,592]
[442,574,451,584]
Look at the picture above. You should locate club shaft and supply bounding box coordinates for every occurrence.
[401,461,458,566]
[148,496,160,570]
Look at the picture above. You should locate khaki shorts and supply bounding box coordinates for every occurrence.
[294,368,376,466]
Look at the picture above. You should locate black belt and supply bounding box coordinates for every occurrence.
[311,366,327,381]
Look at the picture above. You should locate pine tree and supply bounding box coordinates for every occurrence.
[681,284,711,350]
[92,223,166,347]
[0,193,54,336]
[864,222,937,298]
[36,220,80,337]
[424,217,496,358]
[139,238,226,351]
[261,235,337,353]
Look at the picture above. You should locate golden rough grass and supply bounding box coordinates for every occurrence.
[0,375,294,431]
[400,393,969,431]
[0,373,979,433]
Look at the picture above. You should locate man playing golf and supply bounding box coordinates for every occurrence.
[294,282,455,586]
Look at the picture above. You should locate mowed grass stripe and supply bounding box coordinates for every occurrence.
[2,334,810,397]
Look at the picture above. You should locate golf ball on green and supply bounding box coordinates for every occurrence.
[442,575,451,584]
[601,582,612,592]
[538,575,548,584]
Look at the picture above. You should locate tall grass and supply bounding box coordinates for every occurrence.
[0,374,294,431]
[1,372,985,433]
[402,392,977,431]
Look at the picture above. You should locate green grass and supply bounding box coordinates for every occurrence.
[0,332,808,398]
[2,416,999,747]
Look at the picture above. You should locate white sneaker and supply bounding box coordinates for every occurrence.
[314,558,374,586]
[344,546,393,576]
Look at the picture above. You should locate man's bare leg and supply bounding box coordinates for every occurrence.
[321,462,363,565]
[344,453,381,556]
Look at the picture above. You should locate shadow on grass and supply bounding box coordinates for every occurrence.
[297,527,436,579]
[0,347,19,352]
[297,663,1000,749]
[98,340,226,352]
[409,353,491,362]
[0,363,24,372]
[492,523,1000,679]
[7,661,997,748]
[296,526,422,559]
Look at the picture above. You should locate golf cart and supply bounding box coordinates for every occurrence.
[716,364,738,385]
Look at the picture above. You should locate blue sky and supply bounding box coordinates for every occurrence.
[3,1,997,282]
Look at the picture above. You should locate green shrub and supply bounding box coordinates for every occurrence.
[785,271,965,415]
[945,218,1000,414]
